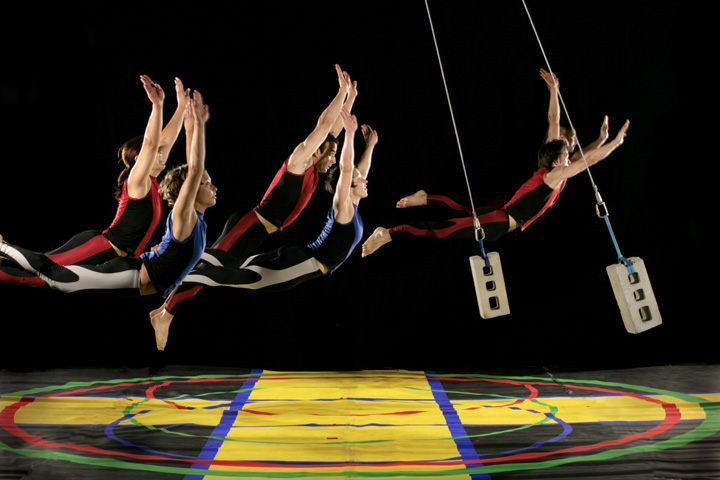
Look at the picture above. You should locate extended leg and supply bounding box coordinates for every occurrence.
[151,246,322,351]
[0,239,140,294]
[212,210,269,259]
[184,246,323,292]
[0,230,117,286]
[362,207,509,257]
[45,230,118,266]
[397,191,506,212]
[161,211,268,317]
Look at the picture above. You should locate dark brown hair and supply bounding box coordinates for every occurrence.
[114,136,144,199]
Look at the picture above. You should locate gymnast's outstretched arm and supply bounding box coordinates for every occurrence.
[286,65,351,175]
[330,76,358,139]
[332,108,358,224]
[168,90,209,243]
[357,124,377,181]
[157,77,190,167]
[570,115,610,162]
[127,75,165,199]
[540,68,561,144]
[545,118,630,189]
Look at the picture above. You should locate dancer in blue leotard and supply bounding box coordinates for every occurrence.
[150,111,378,351]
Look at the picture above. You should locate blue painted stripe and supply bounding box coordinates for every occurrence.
[426,371,490,480]
[183,368,263,479]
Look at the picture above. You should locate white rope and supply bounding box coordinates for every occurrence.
[520,0,602,202]
[522,0,634,271]
[425,0,610,238]
[424,0,483,242]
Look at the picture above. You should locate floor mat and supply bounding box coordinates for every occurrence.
[1,364,719,479]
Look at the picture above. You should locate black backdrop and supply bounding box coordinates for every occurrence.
[0,1,709,372]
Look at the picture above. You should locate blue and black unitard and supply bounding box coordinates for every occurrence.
[389,168,565,243]
[0,177,163,286]
[180,204,362,292]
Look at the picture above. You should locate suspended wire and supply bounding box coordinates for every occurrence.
[423,0,484,245]
[521,0,633,271]
[424,0,632,270]
[520,0,598,194]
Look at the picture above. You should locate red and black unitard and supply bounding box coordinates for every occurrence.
[163,158,319,315]
[0,209,206,299]
[0,177,163,286]
[389,168,565,243]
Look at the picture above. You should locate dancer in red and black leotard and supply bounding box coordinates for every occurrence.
[1,88,214,300]
[149,65,356,341]
[362,69,630,257]
[212,156,322,259]
[0,75,188,286]
[383,165,565,244]
[362,118,630,257]
[151,110,377,352]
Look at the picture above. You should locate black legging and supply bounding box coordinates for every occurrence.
[0,240,141,294]
[181,246,324,292]
[0,230,119,286]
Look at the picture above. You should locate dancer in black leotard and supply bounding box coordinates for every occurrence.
[361,69,630,257]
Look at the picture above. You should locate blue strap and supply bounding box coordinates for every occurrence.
[603,215,636,274]
[474,220,491,267]
[477,238,491,267]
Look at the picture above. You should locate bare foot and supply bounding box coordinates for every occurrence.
[150,307,174,351]
[396,190,427,208]
[361,227,391,257]
[149,303,165,319]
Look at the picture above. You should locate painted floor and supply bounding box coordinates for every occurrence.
[1,364,719,479]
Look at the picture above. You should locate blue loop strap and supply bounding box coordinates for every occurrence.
[603,215,636,274]
[477,238,490,267]
[474,220,491,267]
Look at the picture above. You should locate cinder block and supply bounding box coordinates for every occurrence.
[469,252,511,318]
[606,257,662,334]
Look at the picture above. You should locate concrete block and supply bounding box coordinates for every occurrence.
[606,257,662,334]
[469,252,511,319]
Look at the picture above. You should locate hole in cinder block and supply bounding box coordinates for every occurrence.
[489,296,500,310]
[639,305,652,322]
[483,265,494,276]
[633,288,646,301]
[485,280,497,291]
[628,272,641,285]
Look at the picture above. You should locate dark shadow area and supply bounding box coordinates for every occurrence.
[0,1,709,373]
